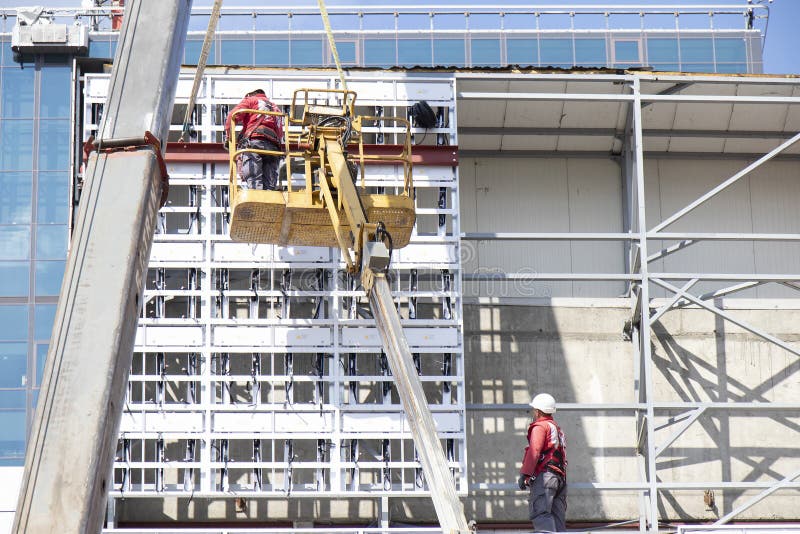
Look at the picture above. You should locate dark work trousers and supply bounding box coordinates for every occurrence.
[529,470,567,532]
[239,137,280,190]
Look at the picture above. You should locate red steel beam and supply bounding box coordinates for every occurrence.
[165,142,458,166]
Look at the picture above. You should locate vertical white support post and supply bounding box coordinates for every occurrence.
[632,78,659,533]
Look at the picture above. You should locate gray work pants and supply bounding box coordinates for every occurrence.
[529,470,567,532]
[239,137,280,190]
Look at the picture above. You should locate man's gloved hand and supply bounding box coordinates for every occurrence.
[223,137,230,150]
[518,474,529,490]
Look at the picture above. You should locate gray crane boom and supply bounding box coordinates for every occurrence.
[13,2,192,532]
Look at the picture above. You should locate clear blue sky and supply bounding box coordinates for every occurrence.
[1,0,797,74]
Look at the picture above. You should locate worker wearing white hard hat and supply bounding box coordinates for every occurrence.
[518,393,567,532]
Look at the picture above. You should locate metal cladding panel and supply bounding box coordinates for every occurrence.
[566,159,625,297]
[212,242,275,262]
[464,157,625,297]
[728,91,794,132]
[341,412,462,433]
[136,326,204,347]
[341,327,459,348]
[150,242,204,262]
[503,98,566,129]
[459,134,502,151]
[748,161,800,298]
[213,412,334,433]
[457,100,507,128]
[786,86,800,131]
[649,159,758,297]
[396,81,456,104]
[120,412,204,433]
[497,134,557,151]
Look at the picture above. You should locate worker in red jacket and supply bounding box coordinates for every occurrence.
[518,393,567,532]
[224,89,284,190]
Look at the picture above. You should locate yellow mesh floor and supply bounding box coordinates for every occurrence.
[229,188,415,247]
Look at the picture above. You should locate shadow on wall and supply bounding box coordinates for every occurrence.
[461,302,640,524]
[651,302,800,522]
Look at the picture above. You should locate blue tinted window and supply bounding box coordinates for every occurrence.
[433,39,465,67]
[1,68,35,118]
[576,39,607,67]
[0,263,29,297]
[540,39,573,67]
[0,226,30,260]
[0,391,25,410]
[0,307,28,341]
[647,38,679,65]
[335,41,357,64]
[0,343,27,387]
[34,304,56,340]
[507,39,538,66]
[291,39,323,66]
[36,344,48,385]
[38,121,71,171]
[471,39,501,67]
[364,39,396,67]
[680,38,713,65]
[184,40,216,65]
[0,172,32,224]
[614,41,640,63]
[0,410,26,464]
[35,261,65,297]
[715,38,747,62]
[0,120,34,170]
[36,225,67,260]
[255,40,289,66]
[40,66,71,118]
[398,39,430,67]
[37,173,69,224]
[88,38,116,59]
[221,40,252,65]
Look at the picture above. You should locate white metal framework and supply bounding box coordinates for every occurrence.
[81,72,466,502]
[458,72,800,532]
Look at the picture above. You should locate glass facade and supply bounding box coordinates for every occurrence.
[87,13,760,74]
[0,40,70,465]
[171,31,758,72]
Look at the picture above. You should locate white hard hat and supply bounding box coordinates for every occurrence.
[529,393,556,414]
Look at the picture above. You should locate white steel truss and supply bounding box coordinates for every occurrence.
[458,72,800,532]
[81,71,466,500]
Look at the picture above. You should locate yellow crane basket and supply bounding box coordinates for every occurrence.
[227,89,416,249]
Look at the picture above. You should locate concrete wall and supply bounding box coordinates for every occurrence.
[114,302,800,527]
[458,302,799,524]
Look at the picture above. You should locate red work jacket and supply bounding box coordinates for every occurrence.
[224,94,284,147]
[520,415,567,478]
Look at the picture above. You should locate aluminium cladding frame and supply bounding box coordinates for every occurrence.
[458,72,800,532]
[81,70,467,515]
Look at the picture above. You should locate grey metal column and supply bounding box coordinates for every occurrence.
[369,274,470,534]
[14,2,192,533]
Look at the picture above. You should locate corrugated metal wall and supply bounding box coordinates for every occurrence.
[461,157,800,298]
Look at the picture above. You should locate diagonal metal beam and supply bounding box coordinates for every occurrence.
[651,278,800,359]
[647,239,696,264]
[713,468,800,525]
[650,279,698,323]
[687,281,765,305]
[651,131,800,233]
[653,407,706,458]
[641,82,692,110]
